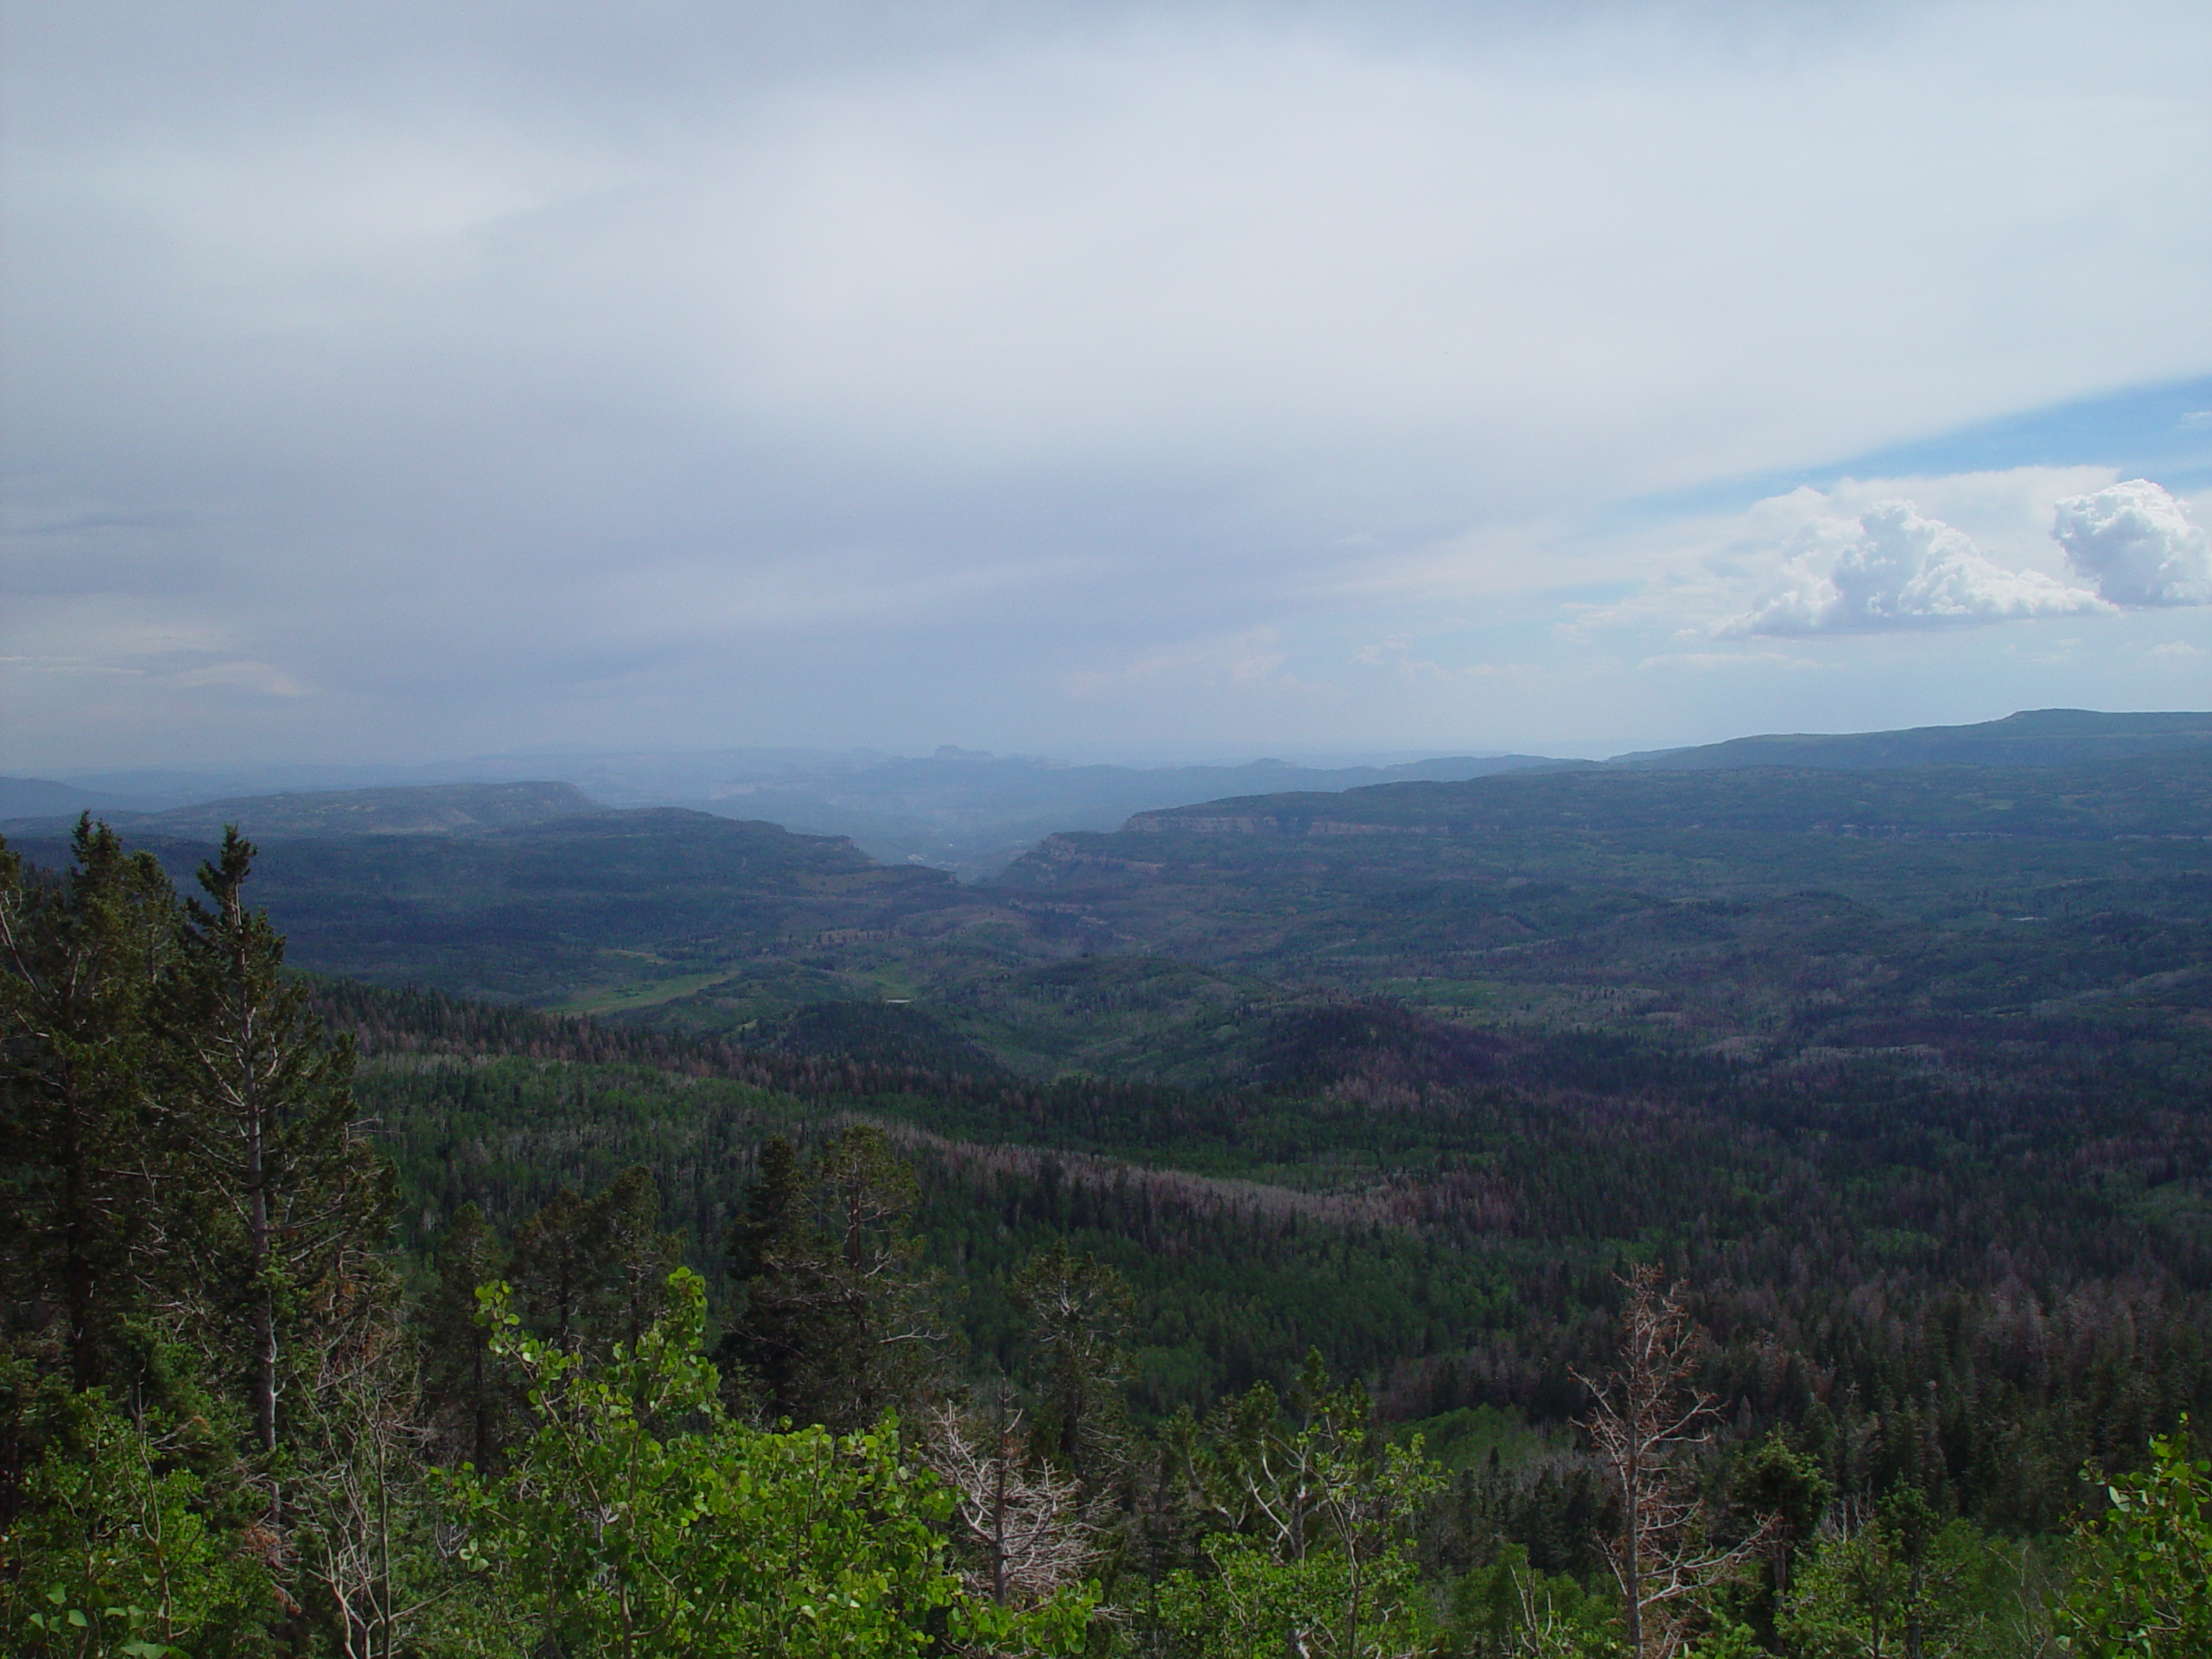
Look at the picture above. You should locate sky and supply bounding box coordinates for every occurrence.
[3,0,2209,772]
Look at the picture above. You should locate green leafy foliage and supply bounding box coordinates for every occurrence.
[1779,1488,1991,1657]
[2057,1420,2212,1656]
[0,1376,270,1658]
[1161,1354,1445,1658]
[721,1126,950,1432]
[448,1268,1092,1657]
[1160,1534,1427,1659]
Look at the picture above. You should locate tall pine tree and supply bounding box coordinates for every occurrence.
[155,830,394,1484]
[0,821,180,1391]
[421,1201,512,1471]
[721,1127,947,1431]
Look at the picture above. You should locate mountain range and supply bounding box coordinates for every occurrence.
[8,703,2211,1561]
[6,705,2207,1088]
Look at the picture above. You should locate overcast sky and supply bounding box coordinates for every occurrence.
[4,0,2209,772]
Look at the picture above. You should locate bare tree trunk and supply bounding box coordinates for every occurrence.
[1623,1436,1644,1656]
[920,1397,1096,1610]
[60,1096,102,1390]
[220,883,283,1466]
[249,1130,277,1459]
[1576,1265,1777,1659]
[991,1388,1010,1605]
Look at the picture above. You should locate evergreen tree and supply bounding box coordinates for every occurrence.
[153,829,396,1484]
[420,1201,512,1471]
[1012,1239,1135,1492]
[509,1184,596,1351]
[722,1126,947,1431]
[0,821,180,1391]
[587,1163,683,1352]
[1734,1431,1832,1640]
[5,823,406,1651]
[510,1167,683,1361]
[721,1134,809,1414]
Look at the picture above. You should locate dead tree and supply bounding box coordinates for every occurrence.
[922,1389,1099,1609]
[1573,1265,1775,1658]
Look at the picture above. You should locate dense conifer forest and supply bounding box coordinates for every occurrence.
[5,743,2211,1655]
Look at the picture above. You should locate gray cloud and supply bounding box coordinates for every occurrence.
[2052,480,2212,607]
[3,2,2210,766]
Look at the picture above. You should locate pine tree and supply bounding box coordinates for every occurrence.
[721,1135,808,1414]
[721,1127,946,1431]
[1736,1431,1832,1637]
[511,1185,595,1351]
[0,821,180,1390]
[1011,1239,1135,1491]
[420,1201,512,1471]
[587,1165,683,1353]
[511,1168,683,1362]
[153,829,395,1486]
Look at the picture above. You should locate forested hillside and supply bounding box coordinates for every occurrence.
[1609,707,2212,772]
[5,737,2211,1654]
[8,749,2208,1085]
[321,975,2212,1522]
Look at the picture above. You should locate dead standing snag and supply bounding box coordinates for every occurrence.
[1573,1265,1777,1658]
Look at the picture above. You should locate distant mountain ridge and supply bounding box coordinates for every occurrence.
[1109,709,2212,837]
[0,779,605,840]
[690,750,1584,874]
[1608,707,2212,772]
[6,720,2209,1096]
[9,750,1585,877]
[0,776,149,819]
[0,805,943,1004]
[1109,744,2212,842]
[9,708,2204,862]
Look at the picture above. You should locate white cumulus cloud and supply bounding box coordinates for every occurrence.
[2050,480,2212,607]
[1724,501,2106,635]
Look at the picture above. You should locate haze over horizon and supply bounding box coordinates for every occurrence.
[5,1,2210,774]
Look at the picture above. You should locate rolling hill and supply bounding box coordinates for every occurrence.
[9,712,2208,1085]
[1608,705,2212,771]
